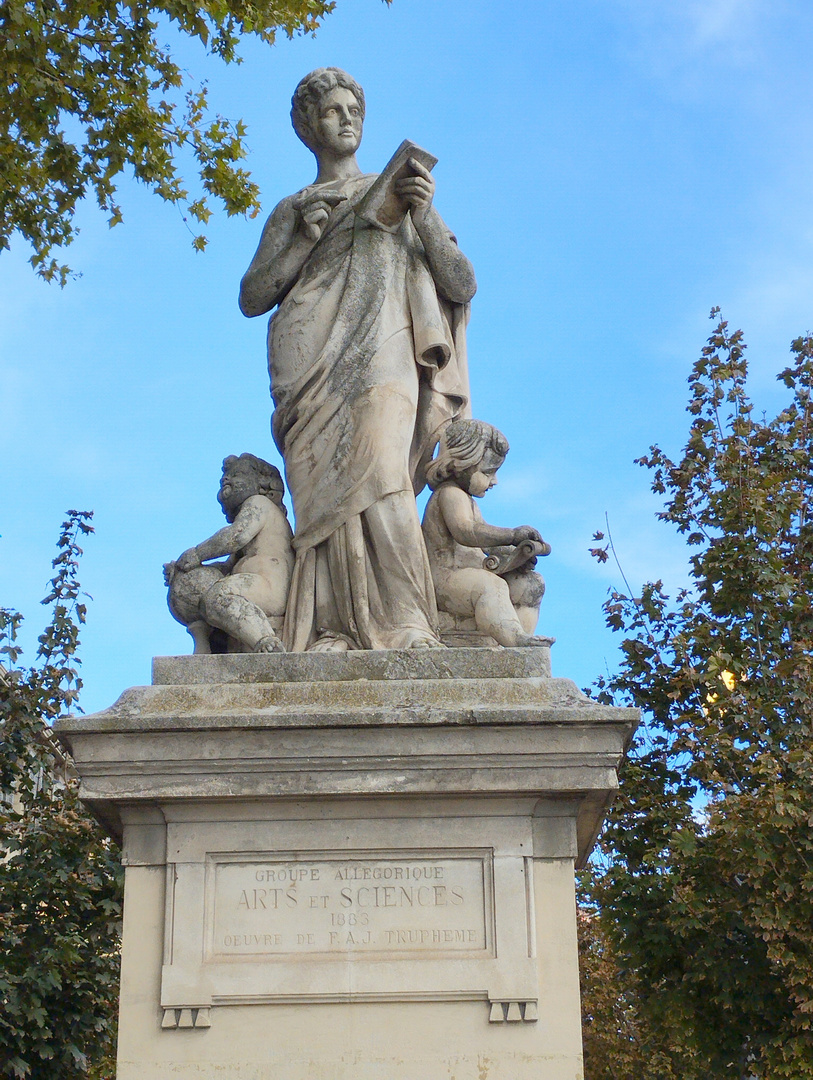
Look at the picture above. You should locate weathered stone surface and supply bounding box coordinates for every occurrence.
[164,453,294,654]
[57,650,636,863]
[73,60,638,1080]
[57,647,636,1079]
[151,643,555,684]
[116,855,588,1080]
[239,68,476,651]
[423,419,550,646]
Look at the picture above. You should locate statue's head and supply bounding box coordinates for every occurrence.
[218,454,285,522]
[291,67,366,155]
[426,420,510,497]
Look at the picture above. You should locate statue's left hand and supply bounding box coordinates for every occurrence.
[396,158,435,225]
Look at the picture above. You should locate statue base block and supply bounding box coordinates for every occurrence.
[56,648,637,1080]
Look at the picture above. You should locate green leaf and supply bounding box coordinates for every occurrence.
[582,319,813,1077]
[0,0,337,281]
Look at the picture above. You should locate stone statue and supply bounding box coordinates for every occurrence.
[164,454,294,653]
[422,420,550,647]
[239,67,476,652]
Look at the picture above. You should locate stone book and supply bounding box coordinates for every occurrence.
[355,139,438,232]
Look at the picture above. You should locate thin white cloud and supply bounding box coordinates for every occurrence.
[739,266,813,339]
[551,488,692,597]
[488,466,550,505]
[686,0,761,49]
[608,0,771,81]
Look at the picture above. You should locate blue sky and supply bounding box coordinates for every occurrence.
[2,0,813,713]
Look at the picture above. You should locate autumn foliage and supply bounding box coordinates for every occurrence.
[0,513,123,1079]
[581,313,813,1077]
[0,0,338,281]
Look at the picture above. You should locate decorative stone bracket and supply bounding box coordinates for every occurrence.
[162,1007,211,1030]
[489,999,538,1022]
[162,1001,538,1029]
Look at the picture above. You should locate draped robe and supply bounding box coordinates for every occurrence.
[267,174,470,651]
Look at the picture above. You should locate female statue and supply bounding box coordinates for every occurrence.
[240,68,476,651]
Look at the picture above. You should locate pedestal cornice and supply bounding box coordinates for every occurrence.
[56,649,637,866]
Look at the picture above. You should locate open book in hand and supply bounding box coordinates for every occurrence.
[354,139,438,232]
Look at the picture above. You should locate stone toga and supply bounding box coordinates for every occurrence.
[266,174,470,650]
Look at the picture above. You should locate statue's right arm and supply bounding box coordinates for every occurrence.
[239,197,315,317]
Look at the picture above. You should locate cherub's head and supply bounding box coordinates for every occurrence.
[217,454,285,522]
[426,420,510,498]
[291,68,366,155]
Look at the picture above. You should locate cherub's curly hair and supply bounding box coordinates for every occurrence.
[221,454,284,497]
[425,420,509,491]
[290,68,366,152]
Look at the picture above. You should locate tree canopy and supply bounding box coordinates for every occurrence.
[0,512,122,1079]
[581,312,813,1078]
[0,0,339,282]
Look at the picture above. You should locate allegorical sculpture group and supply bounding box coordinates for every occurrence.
[164,68,549,654]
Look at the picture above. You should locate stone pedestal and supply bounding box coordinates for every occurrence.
[56,648,636,1080]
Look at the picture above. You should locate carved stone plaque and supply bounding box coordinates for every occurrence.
[162,829,538,1013]
[205,850,493,960]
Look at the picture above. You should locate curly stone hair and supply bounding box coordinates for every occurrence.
[220,454,284,498]
[290,67,366,152]
[425,420,510,491]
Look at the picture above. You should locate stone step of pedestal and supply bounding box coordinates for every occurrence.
[99,677,597,727]
[56,649,638,870]
[151,645,554,686]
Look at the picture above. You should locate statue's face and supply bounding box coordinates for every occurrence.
[313,87,362,156]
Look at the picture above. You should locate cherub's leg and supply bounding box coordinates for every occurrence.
[187,620,213,654]
[204,578,284,653]
[468,572,547,648]
[470,576,528,646]
[505,569,546,635]
[436,568,546,647]
[166,564,224,654]
[437,568,522,645]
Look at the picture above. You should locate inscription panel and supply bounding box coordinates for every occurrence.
[205,850,493,960]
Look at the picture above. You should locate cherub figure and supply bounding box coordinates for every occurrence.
[164,454,295,653]
[422,420,550,647]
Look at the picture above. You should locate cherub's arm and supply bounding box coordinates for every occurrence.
[175,498,267,571]
[437,485,537,548]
